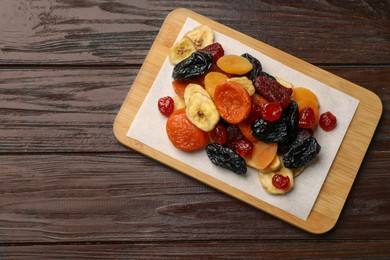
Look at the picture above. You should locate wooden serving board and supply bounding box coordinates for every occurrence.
[113,8,382,233]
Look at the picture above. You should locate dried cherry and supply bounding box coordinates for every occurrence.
[272,174,290,190]
[158,96,174,117]
[231,138,254,157]
[210,123,227,145]
[261,102,282,122]
[299,107,315,129]
[198,42,224,63]
[319,111,337,131]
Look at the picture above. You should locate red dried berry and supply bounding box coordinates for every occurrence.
[261,102,282,122]
[198,42,225,63]
[232,138,254,157]
[319,111,337,131]
[299,107,316,129]
[254,76,292,108]
[210,123,227,145]
[158,96,174,117]
[272,174,290,190]
[245,104,263,123]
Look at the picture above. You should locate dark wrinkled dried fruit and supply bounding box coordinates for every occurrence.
[283,100,299,145]
[241,53,276,83]
[279,128,313,154]
[251,100,298,145]
[242,53,262,82]
[172,52,213,81]
[252,117,288,143]
[283,137,321,168]
[254,76,293,108]
[206,143,247,175]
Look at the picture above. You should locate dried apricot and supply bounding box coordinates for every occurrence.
[204,71,228,99]
[237,121,258,143]
[293,87,318,105]
[214,81,251,124]
[245,140,278,170]
[166,108,209,151]
[293,88,319,121]
[216,55,253,75]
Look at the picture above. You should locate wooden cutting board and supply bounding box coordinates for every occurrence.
[113,8,382,233]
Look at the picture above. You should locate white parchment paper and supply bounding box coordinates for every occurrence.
[127,18,359,220]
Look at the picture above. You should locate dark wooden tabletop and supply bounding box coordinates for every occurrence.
[1,0,389,259]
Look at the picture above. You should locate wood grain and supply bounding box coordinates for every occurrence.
[1,67,387,153]
[0,152,388,242]
[0,0,388,65]
[113,8,383,234]
[2,241,390,259]
[0,0,389,258]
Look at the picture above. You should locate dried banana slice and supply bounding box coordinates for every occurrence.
[183,83,211,105]
[186,93,220,132]
[227,76,255,96]
[184,24,214,49]
[169,36,197,65]
[258,155,282,173]
[173,95,186,111]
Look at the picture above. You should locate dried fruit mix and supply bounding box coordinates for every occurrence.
[159,24,337,195]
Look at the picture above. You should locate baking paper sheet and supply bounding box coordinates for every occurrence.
[127,18,359,220]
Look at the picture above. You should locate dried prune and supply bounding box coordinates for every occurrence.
[206,143,247,175]
[251,100,298,144]
[279,128,313,154]
[251,118,288,143]
[283,100,299,145]
[241,53,277,83]
[282,137,321,168]
[254,76,293,108]
[172,52,213,81]
[242,53,262,82]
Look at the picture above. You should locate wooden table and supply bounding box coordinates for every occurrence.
[1,1,389,258]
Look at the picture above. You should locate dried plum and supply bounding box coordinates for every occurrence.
[251,117,288,143]
[172,52,213,81]
[251,100,298,145]
[241,53,276,82]
[206,143,247,175]
[282,137,321,168]
[279,128,313,154]
[283,100,299,145]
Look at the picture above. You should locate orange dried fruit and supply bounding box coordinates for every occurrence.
[166,108,209,152]
[204,71,228,99]
[293,87,319,125]
[216,55,253,75]
[214,81,251,124]
[237,121,258,143]
[245,140,278,170]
